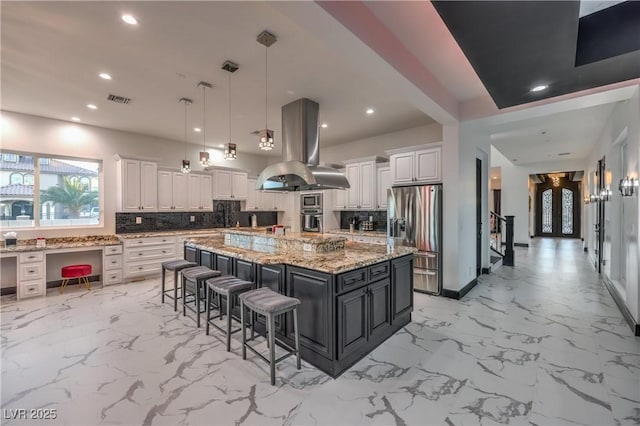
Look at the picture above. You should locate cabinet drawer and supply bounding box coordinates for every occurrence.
[125,261,162,277]
[104,255,123,270]
[19,280,44,299]
[19,251,44,263]
[104,270,122,285]
[104,245,123,255]
[124,236,176,248]
[336,268,367,294]
[126,246,175,262]
[19,262,44,280]
[415,252,438,270]
[368,261,390,282]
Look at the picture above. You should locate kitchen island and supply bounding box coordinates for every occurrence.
[185,230,414,377]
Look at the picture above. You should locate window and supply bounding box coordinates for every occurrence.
[3,153,18,162]
[561,188,573,235]
[542,189,552,233]
[0,151,101,228]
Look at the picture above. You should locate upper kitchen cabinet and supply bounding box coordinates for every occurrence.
[116,156,157,212]
[157,170,187,211]
[376,166,390,210]
[389,145,441,185]
[244,178,286,211]
[187,173,213,210]
[212,169,247,200]
[344,158,380,210]
[334,189,347,211]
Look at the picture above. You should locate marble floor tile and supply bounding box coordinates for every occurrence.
[2,238,639,425]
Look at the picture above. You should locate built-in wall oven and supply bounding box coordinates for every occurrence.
[301,193,323,233]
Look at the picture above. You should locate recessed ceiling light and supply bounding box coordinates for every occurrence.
[531,85,548,92]
[71,117,81,122]
[366,108,375,114]
[218,144,224,148]
[87,104,97,110]
[99,73,112,80]
[122,14,137,25]
[321,123,328,128]
[492,176,497,179]
[194,127,201,132]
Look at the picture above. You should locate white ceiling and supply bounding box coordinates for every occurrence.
[0,1,433,157]
[489,102,618,165]
[578,0,627,17]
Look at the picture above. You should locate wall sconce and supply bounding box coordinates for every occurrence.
[589,194,600,203]
[584,195,590,204]
[618,176,638,197]
[600,187,612,202]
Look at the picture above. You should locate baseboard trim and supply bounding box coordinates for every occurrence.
[1,287,16,296]
[442,278,478,300]
[514,243,529,247]
[602,275,640,336]
[481,267,491,274]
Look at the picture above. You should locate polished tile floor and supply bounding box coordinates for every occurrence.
[1,239,639,425]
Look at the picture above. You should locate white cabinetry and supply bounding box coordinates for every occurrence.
[345,160,376,210]
[333,189,347,210]
[390,146,441,185]
[123,236,177,280]
[187,174,213,210]
[17,252,45,300]
[158,171,187,211]
[244,178,284,211]
[116,158,158,212]
[376,167,390,210]
[213,169,248,200]
[103,244,123,286]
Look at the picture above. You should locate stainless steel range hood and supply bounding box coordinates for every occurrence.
[256,98,350,191]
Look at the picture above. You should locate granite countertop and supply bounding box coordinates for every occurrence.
[326,229,388,237]
[117,228,224,239]
[0,235,121,254]
[186,235,415,274]
[223,229,347,243]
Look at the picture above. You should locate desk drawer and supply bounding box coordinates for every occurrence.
[104,245,123,255]
[368,261,390,281]
[126,246,175,262]
[19,252,44,263]
[125,261,162,277]
[104,255,122,270]
[19,262,44,280]
[19,279,44,299]
[124,236,176,248]
[336,268,367,294]
[104,270,122,285]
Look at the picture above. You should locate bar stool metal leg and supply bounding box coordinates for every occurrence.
[226,294,233,351]
[182,274,187,317]
[161,267,166,303]
[195,280,201,328]
[173,270,180,312]
[294,307,301,370]
[206,286,212,335]
[268,313,276,386]
[241,300,247,360]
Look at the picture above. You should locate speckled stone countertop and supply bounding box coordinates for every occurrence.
[0,235,121,254]
[117,228,224,239]
[186,235,415,274]
[326,229,388,237]
[222,229,347,243]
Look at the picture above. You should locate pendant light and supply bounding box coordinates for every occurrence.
[179,97,192,173]
[197,81,212,166]
[257,30,277,150]
[222,60,239,160]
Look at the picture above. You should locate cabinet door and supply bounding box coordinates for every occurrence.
[368,278,392,340]
[287,266,333,360]
[199,250,214,269]
[391,256,413,322]
[215,254,233,275]
[260,192,275,211]
[200,175,213,210]
[391,153,415,184]
[172,172,188,210]
[377,167,390,210]
[359,161,376,210]
[415,147,441,182]
[257,265,286,334]
[140,161,158,211]
[214,170,232,199]
[334,189,347,210]
[122,159,141,211]
[187,174,202,210]
[272,192,284,211]
[337,287,368,360]
[245,179,258,210]
[184,246,197,263]
[346,164,360,209]
[232,172,248,199]
[234,259,255,282]
[157,171,173,211]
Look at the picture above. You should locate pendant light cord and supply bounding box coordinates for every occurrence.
[184,100,187,158]
[228,72,231,143]
[265,44,268,130]
[202,85,206,151]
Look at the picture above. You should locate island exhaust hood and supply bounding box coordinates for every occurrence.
[256,98,350,191]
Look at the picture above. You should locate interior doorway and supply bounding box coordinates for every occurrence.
[476,158,482,276]
[535,173,581,238]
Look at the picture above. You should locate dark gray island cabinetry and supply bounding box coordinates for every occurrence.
[190,241,413,378]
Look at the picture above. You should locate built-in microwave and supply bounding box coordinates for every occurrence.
[301,193,322,210]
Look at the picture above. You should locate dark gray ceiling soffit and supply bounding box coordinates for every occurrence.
[432,1,640,109]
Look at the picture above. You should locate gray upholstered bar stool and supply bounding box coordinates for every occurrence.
[205,276,255,351]
[181,266,221,328]
[161,259,198,311]
[239,287,301,385]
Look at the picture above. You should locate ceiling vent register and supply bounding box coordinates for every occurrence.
[107,94,131,104]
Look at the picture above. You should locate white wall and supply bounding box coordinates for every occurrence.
[584,88,640,322]
[0,111,270,238]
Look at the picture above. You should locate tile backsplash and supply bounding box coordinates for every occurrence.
[116,200,277,233]
[339,210,387,231]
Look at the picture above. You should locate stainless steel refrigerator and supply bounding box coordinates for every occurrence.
[388,185,442,295]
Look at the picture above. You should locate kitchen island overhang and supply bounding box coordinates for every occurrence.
[184,231,415,378]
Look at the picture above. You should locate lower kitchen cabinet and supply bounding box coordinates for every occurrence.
[215,254,233,275]
[256,264,286,334]
[234,258,255,282]
[391,255,413,323]
[185,245,197,263]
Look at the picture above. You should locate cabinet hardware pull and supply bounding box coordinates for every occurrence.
[138,267,143,270]
[28,270,35,273]
[138,253,143,256]
[111,275,116,279]
[111,261,117,264]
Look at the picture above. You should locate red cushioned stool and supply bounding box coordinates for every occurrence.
[60,264,92,294]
